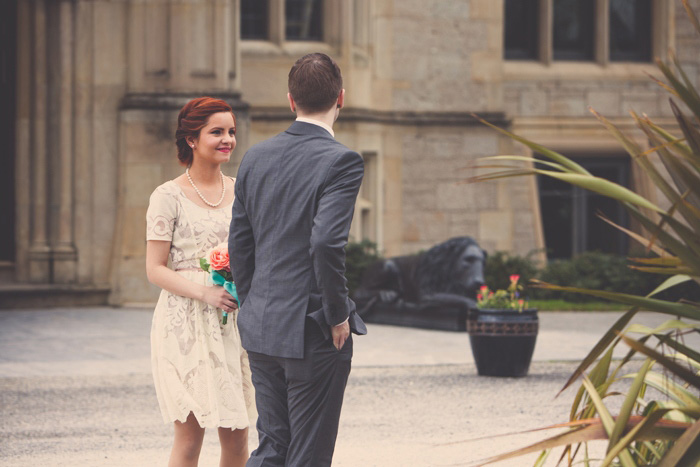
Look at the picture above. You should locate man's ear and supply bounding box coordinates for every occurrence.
[336,88,345,109]
[287,93,296,113]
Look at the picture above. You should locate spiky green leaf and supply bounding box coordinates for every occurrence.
[609,359,654,451]
[619,334,700,389]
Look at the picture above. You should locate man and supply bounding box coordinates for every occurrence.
[229,53,366,467]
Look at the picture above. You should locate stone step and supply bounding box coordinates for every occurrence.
[0,283,110,309]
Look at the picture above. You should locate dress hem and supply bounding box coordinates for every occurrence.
[164,410,253,430]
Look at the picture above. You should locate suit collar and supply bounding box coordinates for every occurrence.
[286,120,335,139]
[295,117,334,137]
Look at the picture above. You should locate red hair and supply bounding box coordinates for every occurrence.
[175,97,235,166]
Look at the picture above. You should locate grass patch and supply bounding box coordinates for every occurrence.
[529,300,629,311]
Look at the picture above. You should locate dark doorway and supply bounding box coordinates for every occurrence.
[0,0,17,263]
[538,156,630,260]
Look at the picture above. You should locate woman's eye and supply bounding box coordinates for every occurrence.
[230,129,236,136]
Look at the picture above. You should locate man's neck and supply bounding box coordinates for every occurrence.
[296,107,337,132]
[296,116,334,137]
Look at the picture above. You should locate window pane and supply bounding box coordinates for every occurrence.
[584,163,628,255]
[538,156,630,259]
[286,0,323,41]
[610,0,651,62]
[504,0,539,60]
[241,0,268,40]
[553,0,595,60]
[538,174,575,259]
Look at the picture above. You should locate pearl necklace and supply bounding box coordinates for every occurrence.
[186,168,226,207]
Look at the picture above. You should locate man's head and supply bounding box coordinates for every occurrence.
[288,53,343,115]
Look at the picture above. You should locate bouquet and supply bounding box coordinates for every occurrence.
[200,243,239,324]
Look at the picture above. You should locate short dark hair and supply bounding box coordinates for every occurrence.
[288,53,343,113]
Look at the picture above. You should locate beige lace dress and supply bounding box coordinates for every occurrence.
[146,180,256,429]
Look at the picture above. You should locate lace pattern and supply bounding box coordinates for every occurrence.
[147,180,255,428]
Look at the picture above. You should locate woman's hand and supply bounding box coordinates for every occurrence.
[202,286,239,313]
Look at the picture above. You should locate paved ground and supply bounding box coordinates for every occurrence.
[0,307,695,466]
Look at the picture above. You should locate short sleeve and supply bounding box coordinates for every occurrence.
[146,185,178,241]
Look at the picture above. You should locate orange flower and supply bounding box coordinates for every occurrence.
[208,244,231,272]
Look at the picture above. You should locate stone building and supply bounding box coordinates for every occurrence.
[1,0,699,306]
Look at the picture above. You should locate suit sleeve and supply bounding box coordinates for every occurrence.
[229,174,255,305]
[310,150,364,327]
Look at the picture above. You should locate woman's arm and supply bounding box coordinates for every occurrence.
[146,239,238,312]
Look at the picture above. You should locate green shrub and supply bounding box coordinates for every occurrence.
[345,239,383,296]
[484,250,698,303]
[535,251,661,302]
[484,250,539,292]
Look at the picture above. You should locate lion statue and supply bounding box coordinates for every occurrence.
[353,236,486,331]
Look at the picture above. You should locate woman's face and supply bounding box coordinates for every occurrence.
[191,111,236,165]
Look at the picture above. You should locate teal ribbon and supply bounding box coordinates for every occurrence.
[211,270,239,324]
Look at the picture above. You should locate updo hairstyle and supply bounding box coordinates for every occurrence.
[175,97,235,166]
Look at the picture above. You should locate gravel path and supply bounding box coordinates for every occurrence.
[0,363,593,467]
[2,307,681,466]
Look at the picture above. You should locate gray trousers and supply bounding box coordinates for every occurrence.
[246,319,352,467]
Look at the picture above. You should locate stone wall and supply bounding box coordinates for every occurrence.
[387,0,502,112]
[13,0,700,305]
[398,125,537,256]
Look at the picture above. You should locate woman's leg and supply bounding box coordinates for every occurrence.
[169,412,205,467]
[218,427,249,467]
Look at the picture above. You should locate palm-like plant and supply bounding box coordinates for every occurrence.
[469,2,700,465]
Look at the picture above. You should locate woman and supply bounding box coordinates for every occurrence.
[146,97,255,467]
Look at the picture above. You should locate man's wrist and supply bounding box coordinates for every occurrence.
[333,317,349,327]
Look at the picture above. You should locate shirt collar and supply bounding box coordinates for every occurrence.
[295,117,334,138]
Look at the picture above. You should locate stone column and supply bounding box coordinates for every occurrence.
[27,0,51,283]
[73,0,95,285]
[15,0,32,282]
[53,0,78,283]
[18,0,80,284]
[339,0,353,65]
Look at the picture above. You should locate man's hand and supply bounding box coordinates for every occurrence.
[331,320,350,350]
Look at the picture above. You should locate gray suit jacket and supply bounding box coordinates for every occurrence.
[229,121,367,359]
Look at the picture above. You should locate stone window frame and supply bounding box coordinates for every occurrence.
[240,0,338,50]
[350,151,383,248]
[504,0,672,78]
[239,0,370,58]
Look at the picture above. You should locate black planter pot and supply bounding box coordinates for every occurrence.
[467,308,539,377]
